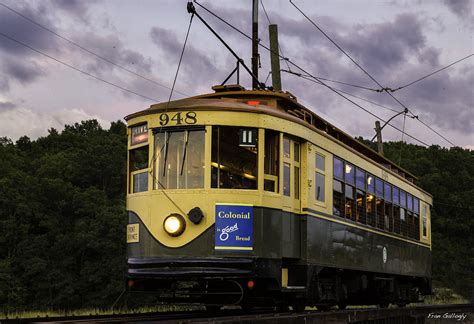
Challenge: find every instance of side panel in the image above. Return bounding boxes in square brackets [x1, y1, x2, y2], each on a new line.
[128, 206, 430, 278]
[305, 214, 432, 277]
[127, 207, 301, 260]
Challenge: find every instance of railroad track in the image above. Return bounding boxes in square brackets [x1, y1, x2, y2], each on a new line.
[2, 304, 472, 323]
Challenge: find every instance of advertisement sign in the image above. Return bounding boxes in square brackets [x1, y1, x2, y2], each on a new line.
[215, 204, 253, 252]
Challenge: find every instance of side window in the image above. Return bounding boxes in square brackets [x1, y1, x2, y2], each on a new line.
[383, 183, 393, 232]
[422, 205, 427, 237]
[400, 190, 407, 237]
[333, 179, 344, 217]
[366, 174, 376, 226]
[392, 187, 401, 234]
[355, 168, 366, 224]
[283, 136, 291, 196]
[375, 178, 384, 230]
[315, 153, 325, 202]
[211, 126, 258, 189]
[264, 130, 280, 192]
[334, 157, 343, 179]
[282, 136, 300, 200]
[130, 145, 149, 193]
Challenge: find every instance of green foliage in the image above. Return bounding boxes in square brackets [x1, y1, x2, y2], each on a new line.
[0, 120, 127, 312]
[0, 123, 472, 312]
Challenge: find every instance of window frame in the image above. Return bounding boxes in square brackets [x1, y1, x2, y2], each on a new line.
[315, 152, 326, 204]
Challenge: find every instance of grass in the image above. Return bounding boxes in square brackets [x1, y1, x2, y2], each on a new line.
[2, 287, 469, 320]
[0, 305, 203, 320]
[416, 287, 468, 305]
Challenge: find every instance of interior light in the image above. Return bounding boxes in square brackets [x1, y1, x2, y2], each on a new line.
[367, 177, 373, 185]
[211, 162, 226, 169]
[163, 214, 186, 237]
[243, 173, 256, 180]
[345, 165, 352, 174]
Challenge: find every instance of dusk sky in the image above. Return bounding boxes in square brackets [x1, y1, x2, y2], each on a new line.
[0, 0, 472, 149]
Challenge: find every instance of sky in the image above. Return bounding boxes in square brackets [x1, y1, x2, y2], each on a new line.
[0, 0, 472, 149]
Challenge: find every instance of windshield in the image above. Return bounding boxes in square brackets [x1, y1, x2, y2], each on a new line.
[154, 128, 205, 189]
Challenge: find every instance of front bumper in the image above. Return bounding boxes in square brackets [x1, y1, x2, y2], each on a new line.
[127, 257, 255, 279]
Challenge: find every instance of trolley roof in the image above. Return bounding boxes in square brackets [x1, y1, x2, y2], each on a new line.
[125, 84, 420, 185]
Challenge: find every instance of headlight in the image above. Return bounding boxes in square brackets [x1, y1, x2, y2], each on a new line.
[163, 214, 186, 237]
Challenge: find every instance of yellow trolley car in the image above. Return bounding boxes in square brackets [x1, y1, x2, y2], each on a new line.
[125, 84, 432, 310]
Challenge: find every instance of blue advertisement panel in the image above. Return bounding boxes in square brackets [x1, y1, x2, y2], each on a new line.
[215, 204, 253, 252]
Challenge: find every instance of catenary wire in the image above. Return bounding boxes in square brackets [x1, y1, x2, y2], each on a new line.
[390, 53, 473, 92]
[0, 28, 190, 214]
[194, 0, 377, 92]
[0, 31, 160, 102]
[193, 2, 432, 147]
[167, 14, 194, 106]
[288, 73, 430, 147]
[289, 0, 457, 147]
[260, 0, 292, 72]
[0, 1, 190, 98]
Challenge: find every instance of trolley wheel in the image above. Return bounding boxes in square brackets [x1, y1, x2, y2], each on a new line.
[338, 302, 347, 310]
[205, 305, 221, 312]
[291, 303, 305, 312]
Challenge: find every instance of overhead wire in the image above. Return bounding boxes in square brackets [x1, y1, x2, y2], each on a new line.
[194, 2, 431, 147]
[193, 0, 376, 93]
[260, 0, 291, 72]
[147, 14, 197, 217]
[0, 1, 190, 97]
[0, 31, 159, 102]
[390, 53, 473, 92]
[281, 69, 400, 113]
[289, 0, 457, 147]
[287, 72, 429, 147]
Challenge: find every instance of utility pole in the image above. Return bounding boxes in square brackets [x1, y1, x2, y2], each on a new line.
[251, 0, 259, 90]
[269, 24, 282, 91]
[375, 120, 384, 156]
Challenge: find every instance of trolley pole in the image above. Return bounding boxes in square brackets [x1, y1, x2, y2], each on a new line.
[375, 120, 384, 156]
[252, 0, 259, 90]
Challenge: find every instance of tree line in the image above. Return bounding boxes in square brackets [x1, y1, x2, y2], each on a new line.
[0, 120, 472, 311]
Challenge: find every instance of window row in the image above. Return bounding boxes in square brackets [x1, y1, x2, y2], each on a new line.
[333, 156, 423, 240]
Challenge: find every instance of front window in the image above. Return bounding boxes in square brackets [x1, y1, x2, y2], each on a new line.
[154, 128, 205, 189]
[212, 126, 258, 189]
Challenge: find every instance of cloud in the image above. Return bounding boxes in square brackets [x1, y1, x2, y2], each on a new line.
[150, 26, 223, 92]
[0, 101, 16, 111]
[0, 2, 58, 56]
[52, 0, 98, 21]
[443, 0, 473, 21]
[0, 107, 108, 141]
[0, 57, 46, 85]
[0, 2, 61, 88]
[71, 33, 153, 76]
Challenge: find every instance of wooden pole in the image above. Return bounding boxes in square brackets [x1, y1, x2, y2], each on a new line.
[269, 24, 282, 91]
